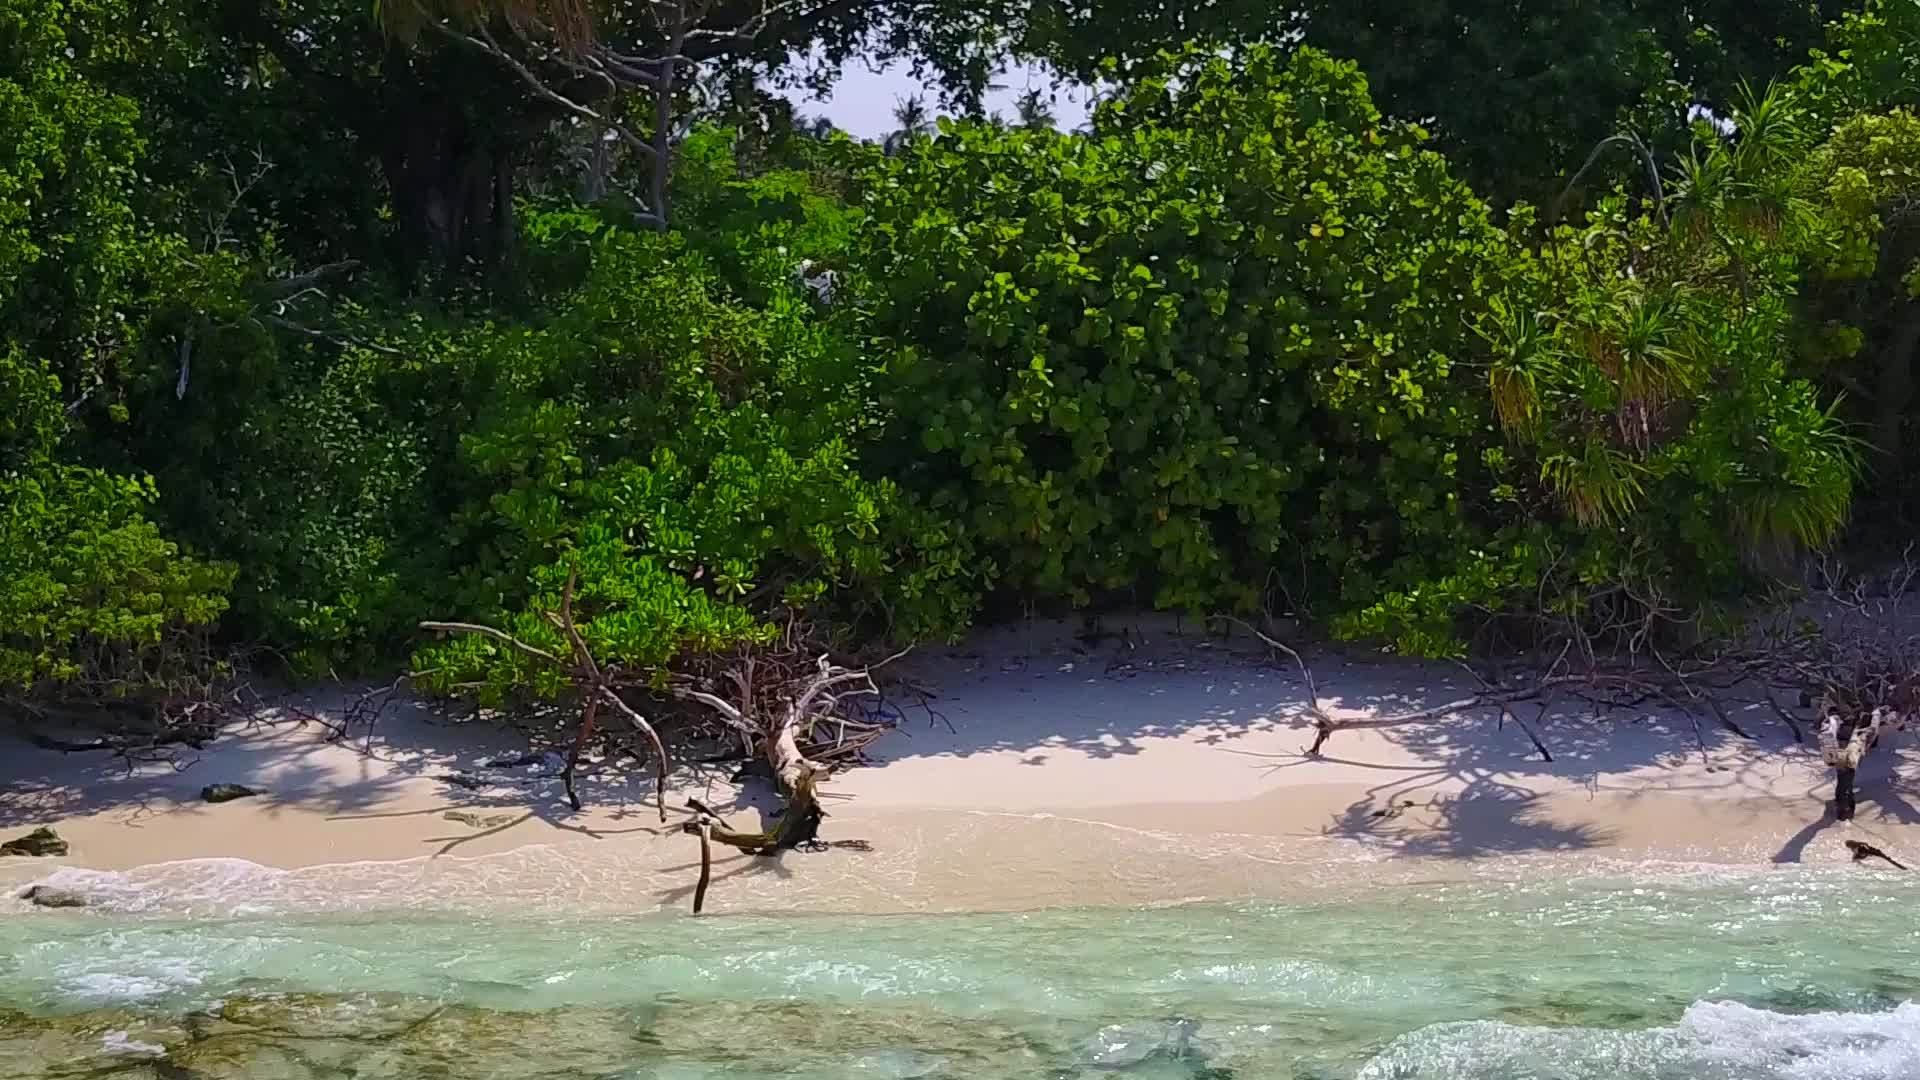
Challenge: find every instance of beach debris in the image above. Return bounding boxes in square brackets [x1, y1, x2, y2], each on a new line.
[200, 783, 260, 804]
[19, 885, 87, 908]
[1819, 704, 1910, 821]
[442, 810, 518, 829]
[1222, 550, 1919, 825]
[1845, 839, 1908, 870]
[1, 827, 68, 857]
[1369, 799, 1417, 820]
[689, 813, 713, 915]
[424, 568, 895, 916]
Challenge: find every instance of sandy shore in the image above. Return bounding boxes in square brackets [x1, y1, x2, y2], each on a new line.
[4, 620, 1917, 915]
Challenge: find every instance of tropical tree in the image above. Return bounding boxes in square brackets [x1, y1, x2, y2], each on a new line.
[884, 94, 936, 153]
[858, 47, 1519, 617]
[1013, 0, 1852, 205]
[1014, 86, 1056, 130]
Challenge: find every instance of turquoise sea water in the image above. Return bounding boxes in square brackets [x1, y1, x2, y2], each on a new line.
[2, 863, 1917, 1078]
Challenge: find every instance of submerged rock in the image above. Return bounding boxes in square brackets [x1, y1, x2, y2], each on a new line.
[0, 827, 68, 857]
[19, 885, 87, 908]
[199, 783, 259, 804]
[845, 1049, 948, 1077]
[1081, 1018, 1227, 1073]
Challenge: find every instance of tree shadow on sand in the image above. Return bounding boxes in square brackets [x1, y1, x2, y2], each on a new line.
[863, 619, 1914, 860]
[0, 689, 712, 851]
[7, 618, 1911, 865]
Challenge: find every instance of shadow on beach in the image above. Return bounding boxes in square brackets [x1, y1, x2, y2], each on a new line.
[3, 615, 1915, 866]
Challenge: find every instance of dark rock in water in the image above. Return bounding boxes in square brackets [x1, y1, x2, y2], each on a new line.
[19, 885, 87, 908]
[1080, 1018, 1228, 1074]
[200, 783, 260, 803]
[1, 827, 68, 857]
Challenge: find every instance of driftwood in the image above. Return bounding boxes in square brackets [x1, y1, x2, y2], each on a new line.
[422, 589, 889, 912]
[669, 641, 895, 857]
[692, 821, 713, 913]
[3, 673, 269, 774]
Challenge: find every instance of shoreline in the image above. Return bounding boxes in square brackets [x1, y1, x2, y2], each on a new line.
[5, 623, 1917, 917]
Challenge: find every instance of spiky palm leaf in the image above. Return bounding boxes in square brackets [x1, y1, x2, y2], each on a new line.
[1539, 440, 1647, 527]
[1014, 86, 1056, 131]
[1477, 296, 1554, 443]
[883, 94, 935, 154]
[1729, 394, 1863, 555]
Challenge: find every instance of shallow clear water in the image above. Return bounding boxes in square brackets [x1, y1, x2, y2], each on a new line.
[3, 863, 1917, 1078]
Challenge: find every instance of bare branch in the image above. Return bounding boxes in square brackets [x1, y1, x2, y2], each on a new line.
[418, 621, 564, 667]
[597, 687, 669, 822]
[669, 686, 752, 732]
[264, 260, 361, 297]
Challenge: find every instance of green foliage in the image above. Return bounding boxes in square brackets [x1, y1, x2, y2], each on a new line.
[413, 218, 975, 698]
[1345, 84, 1868, 655]
[0, 349, 234, 694]
[0, 0, 144, 368]
[1016, 0, 1847, 206]
[1792, 0, 1920, 120]
[4, 0, 1912, 699]
[0, 0, 235, 697]
[858, 47, 1517, 617]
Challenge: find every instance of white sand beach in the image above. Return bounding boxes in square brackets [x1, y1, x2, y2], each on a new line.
[4, 620, 1916, 916]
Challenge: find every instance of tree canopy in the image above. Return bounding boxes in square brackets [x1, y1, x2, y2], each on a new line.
[3, 0, 1919, 716]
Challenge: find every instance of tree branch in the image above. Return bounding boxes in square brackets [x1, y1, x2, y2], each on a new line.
[418, 621, 564, 666]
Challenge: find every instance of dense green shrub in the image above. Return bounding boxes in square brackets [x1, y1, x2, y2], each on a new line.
[6, 0, 1909, 696]
[1341, 89, 1867, 656]
[63, 138, 974, 678]
[0, 0, 235, 698]
[413, 211, 975, 698]
[857, 47, 1522, 616]
[0, 349, 234, 695]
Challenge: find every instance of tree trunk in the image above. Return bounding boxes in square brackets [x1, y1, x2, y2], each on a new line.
[1871, 303, 1920, 467]
[373, 49, 532, 281]
[1836, 767, 1858, 822]
[704, 702, 828, 854]
[762, 702, 826, 849]
[1819, 706, 1907, 822]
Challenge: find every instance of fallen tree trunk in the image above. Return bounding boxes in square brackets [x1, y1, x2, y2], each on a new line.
[1819, 704, 1908, 821]
[681, 656, 879, 855]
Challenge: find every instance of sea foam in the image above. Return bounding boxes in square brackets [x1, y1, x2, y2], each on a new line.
[1361, 999, 1920, 1080]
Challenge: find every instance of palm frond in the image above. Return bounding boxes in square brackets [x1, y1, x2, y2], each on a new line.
[1539, 440, 1647, 527]
[1476, 297, 1554, 442]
